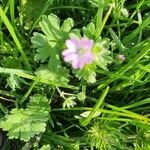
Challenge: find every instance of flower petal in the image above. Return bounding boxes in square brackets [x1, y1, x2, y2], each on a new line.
[84, 52, 94, 64]
[64, 53, 77, 62]
[77, 57, 85, 69]
[62, 49, 74, 56]
[66, 38, 79, 51]
[80, 37, 94, 51]
[63, 37, 94, 69]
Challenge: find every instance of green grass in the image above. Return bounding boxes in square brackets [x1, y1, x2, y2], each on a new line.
[0, 0, 150, 149]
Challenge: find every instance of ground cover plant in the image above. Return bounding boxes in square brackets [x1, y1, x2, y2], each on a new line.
[0, 0, 150, 149]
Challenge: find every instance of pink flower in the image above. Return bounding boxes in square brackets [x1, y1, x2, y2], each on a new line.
[62, 37, 94, 69]
[118, 54, 125, 61]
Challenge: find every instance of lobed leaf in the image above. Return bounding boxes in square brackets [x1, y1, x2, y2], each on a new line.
[35, 66, 69, 85]
[32, 33, 51, 62]
[31, 13, 74, 63]
[0, 94, 50, 141]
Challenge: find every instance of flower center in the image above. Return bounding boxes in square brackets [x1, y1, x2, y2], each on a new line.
[78, 48, 85, 55]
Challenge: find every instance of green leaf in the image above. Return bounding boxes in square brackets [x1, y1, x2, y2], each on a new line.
[69, 29, 81, 39]
[88, 0, 99, 7]
[39, 14, 61, 40]
[48, 47, 61, 72]
[61, 18, 74, 33]
[38, 145, 51, 150]
[109, 28, 126, 52]
[31, 13, 74, 75]
[7, 74, 21, 90]
[83, 22, 96, 38]
[73, 64, 96, 83]
[39, 14, 73, 43]
[0, 94, 50, 141]
[27, 94, 50, 113]
[93, 39, 112, 70]
[32, 33, 51, 62]
[35, 66, 69, 85]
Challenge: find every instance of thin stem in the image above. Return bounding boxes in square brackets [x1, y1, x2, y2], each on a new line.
[20, 80, 37, 104]
[81, 86, 109, 126]
[52, 107, 150, 122]
[0, 96, 15, 102]
[0, 67, 78, 89]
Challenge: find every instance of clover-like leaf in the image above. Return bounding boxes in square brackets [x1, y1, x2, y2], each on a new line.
[0, 94, 50, 141]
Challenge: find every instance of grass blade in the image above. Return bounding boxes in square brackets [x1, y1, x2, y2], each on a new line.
[96, 42, 150, 90]
[81, 86, 109, 126]
[122, 16, 150, 45]
[0, 5, 32, 70]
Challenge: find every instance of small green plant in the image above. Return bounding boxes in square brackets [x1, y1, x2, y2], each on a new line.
[0, 0, 150, 149]
[0, 94, 50, 141]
